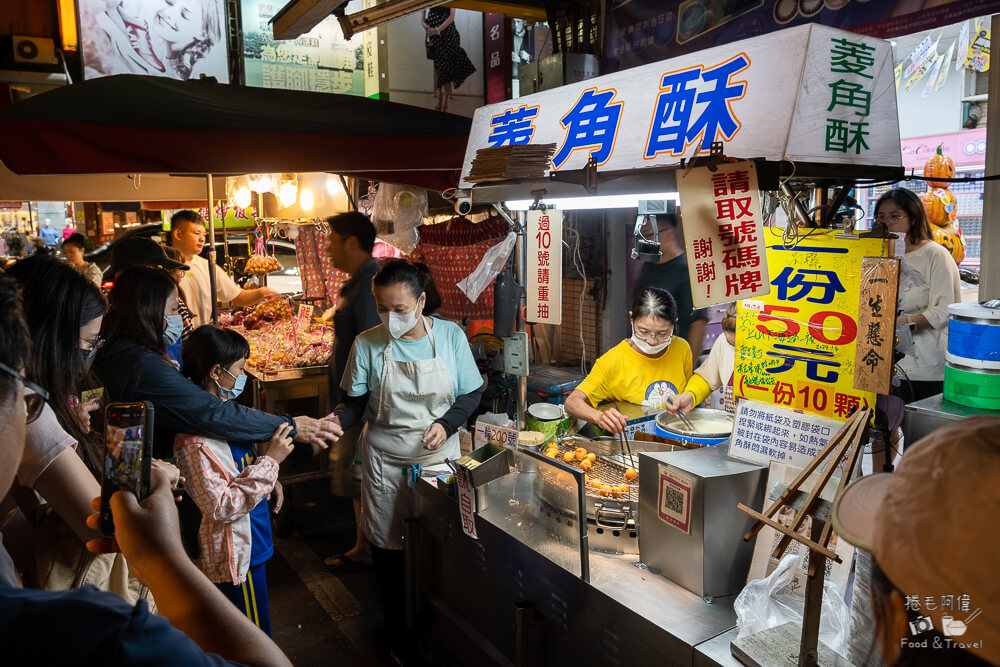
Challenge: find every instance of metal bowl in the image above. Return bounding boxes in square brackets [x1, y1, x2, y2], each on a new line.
[654, 407, 734, 445]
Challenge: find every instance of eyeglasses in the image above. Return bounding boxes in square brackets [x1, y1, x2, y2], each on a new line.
[81, 336, 104, 358]
[633, 327, 673, 343]
[0, 360, 50, 423]
[875, 212, 909, 223]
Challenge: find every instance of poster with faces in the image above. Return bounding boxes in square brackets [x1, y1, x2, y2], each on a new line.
[80, 0, 231, 82]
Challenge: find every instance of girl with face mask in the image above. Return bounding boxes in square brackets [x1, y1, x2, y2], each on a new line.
[175, 325, 293, 636]
[566, 287, 693, 434]
[330, 259, 484, 660]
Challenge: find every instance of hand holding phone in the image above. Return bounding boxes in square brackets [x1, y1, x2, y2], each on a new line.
[100, 402, 153, 537]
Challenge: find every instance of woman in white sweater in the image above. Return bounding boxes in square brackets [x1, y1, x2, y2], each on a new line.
[874, 188, 961, 402]
[665, 303, 737, 416]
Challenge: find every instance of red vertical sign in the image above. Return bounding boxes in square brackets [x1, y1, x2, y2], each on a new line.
[483, 14, 511, 104]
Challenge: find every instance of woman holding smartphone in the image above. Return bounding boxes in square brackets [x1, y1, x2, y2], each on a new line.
[175, 325, 293, 635]
[2, 256, 109, 589]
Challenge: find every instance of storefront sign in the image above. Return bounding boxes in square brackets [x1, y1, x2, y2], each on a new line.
[0, 201, 22, 210]
[657, 464, 692, 534]
[483, 14, 510, 104]
[242, 0, 364, 95]
[853, 257, 900, 395]
[362, 0, 386, 99]
[729, 399, 843, 472]
[474, 420, 519, 450]
[901, 129, 986, 169]
[461, 24, 900, 186]
[526, 209, 562, 325]
[734, 231, 881, 421]
[454, 466, 479, 539]
[678, 161, 768, 308]
[602, 0, 1000, 73]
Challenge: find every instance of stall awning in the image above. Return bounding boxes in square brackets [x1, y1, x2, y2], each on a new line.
[0, 75, 472, 192]
[460, 23, 902, 188]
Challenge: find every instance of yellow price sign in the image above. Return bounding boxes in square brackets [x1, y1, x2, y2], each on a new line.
[735, 231, 883, 421]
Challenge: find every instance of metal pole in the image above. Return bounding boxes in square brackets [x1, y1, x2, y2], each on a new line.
[207, 174, 219, 325]
[979, 14, 1000, 301]
[515, 211, 527, 430]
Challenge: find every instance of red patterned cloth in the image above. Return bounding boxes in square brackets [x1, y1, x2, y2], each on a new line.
[294, 224, 348, 307]
[412, 239, 502, 320]
[418, 215, 508, 246]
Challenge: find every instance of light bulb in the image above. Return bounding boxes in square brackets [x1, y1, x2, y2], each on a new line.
[235, 186, 252, 209]
[279, 181, 298, 208]
[300, 187, 314, 211]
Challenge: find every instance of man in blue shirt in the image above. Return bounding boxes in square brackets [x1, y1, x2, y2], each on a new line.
[0, 273, 291, 667]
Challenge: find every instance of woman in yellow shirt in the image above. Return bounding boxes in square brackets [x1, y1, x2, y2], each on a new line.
[565, 287, 692, 434]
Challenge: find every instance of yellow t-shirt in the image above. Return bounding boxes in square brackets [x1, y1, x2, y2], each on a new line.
[577, 338, 692, 412]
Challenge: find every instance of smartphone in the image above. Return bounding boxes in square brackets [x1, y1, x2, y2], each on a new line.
[100, 402, 154, 537]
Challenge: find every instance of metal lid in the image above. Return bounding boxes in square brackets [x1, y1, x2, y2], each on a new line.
[946, 352, 1000, 370]
[948, 303, 1000, 322]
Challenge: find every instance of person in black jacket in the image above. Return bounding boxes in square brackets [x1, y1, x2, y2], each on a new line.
[95, 266, 341, 460]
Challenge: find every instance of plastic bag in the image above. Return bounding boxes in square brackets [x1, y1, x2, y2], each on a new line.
[457, 232, 517, 303]
[734, 553, 851, 657]
[370, 183, 428, 254]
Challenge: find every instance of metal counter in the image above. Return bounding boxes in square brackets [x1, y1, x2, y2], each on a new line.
[411, 471, 739, 666]
[903, 393, 1000, 445]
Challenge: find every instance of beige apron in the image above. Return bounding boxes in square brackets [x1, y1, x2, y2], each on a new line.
[361, 318, 460, 549]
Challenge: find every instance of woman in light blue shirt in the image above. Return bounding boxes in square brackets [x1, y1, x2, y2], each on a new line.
[332, 259, 483, 659]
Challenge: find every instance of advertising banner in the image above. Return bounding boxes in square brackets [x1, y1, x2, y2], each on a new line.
[603, 0, 1000, 73]
[80, 0, 230, 82]
[461, 24, 900, 186]
[734, 231, 882, 422]
[241, 0, 364, 95]
[526, 209, 562, 325]
[678, 161, 769, 308]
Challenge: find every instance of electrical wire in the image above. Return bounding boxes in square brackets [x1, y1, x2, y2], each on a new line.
[566, 218, 588, 376]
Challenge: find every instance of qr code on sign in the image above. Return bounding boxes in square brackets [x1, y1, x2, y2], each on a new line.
[663, 486, 684, 514]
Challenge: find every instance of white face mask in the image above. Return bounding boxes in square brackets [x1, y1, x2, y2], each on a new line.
[381, 304, 422, 339]
[631, 326, 671, 355]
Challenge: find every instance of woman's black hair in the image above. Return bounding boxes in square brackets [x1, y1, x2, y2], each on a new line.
[0, 273, 30, 417]
[98, 265, 177, 355]
[869, 561, 991, 666]
[373, 259, 425, 299]
[412, 262, 441, 316]
[874, 188, 934, 246]
[7, 256, 107, 469]
[182, 325, 250, 390]
[631, 287, 677, 324]
[62, 233, 88, 251]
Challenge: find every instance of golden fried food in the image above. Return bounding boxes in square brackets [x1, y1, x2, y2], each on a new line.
[580, 459, 593, 472]
[585, 453, 597, 462]
[574, 447, 588, 461]
[563, 451, 576, 463]
[624, 467, 638, 482]
[545, 450, 557, 458]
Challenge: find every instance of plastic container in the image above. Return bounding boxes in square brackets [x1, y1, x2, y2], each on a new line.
[526, 364, 584, 405]
[943, 361, 1000, 411]
[947, 303, 1000, 363]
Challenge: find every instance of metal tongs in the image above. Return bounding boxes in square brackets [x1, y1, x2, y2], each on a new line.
[676, 408, 696, 433]
[614, 401, 637, 472]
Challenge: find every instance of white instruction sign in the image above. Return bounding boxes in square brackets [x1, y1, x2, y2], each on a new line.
[526, 209, 562, 325]
[474, 420, 519, 450]
[729, 399, 841, 471]
[454, 465, 479, 540]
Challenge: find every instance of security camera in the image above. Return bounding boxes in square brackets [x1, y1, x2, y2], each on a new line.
[454, 197, 472, 215]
